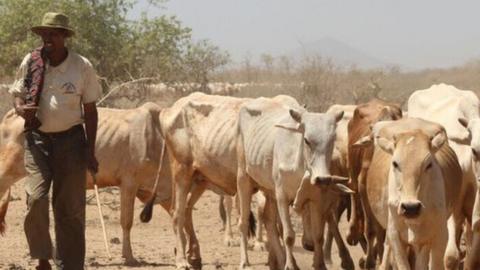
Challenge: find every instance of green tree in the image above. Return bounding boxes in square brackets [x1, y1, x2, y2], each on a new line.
[0, 0, 229, 85]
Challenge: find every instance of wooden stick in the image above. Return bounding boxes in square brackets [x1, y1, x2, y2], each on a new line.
[91, 172, 112, 259]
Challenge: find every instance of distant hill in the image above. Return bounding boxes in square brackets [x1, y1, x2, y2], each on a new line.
[291, 37, 390, 70]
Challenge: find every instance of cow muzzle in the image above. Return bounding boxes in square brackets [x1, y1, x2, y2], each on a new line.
[399, 201, 423, 219]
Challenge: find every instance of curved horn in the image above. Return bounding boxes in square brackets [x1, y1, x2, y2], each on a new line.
[330, 175, 350, 184]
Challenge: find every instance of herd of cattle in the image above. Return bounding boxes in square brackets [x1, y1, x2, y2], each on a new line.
[0, 83, 480, 269]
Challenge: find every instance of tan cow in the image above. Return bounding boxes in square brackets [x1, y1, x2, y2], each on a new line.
[408, 83, 479, 268]
[0, 103, 172, 265]
[355, 118, 463, 269]
[158, 92, 251, 269]
[346, 99, 402, 268]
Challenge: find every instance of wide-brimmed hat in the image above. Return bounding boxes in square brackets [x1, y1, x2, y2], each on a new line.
[31, 12, 75, 37]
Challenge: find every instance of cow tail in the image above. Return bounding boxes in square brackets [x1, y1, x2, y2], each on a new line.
[248, 210, 256, 238]
[140, 140, 166, 223]
[219, 195, 227, 227]
[0, 189, 11, 235]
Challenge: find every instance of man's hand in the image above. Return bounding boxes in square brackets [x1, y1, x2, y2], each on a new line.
[86, 149, 99, 174]
[14, 97, 37, 120]
[83, 102, 98, 174]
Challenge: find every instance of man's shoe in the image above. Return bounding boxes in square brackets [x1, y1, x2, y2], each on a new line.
[35, 259, 51, 270]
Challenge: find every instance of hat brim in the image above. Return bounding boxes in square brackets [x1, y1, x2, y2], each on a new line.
[31, 25, 75, 37]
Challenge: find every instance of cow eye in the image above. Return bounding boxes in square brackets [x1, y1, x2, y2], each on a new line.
[304, 138, 311, 147]
[425, 162, 432, 170]
[472, 148, 478, 159]
[392, 161, 400, 170]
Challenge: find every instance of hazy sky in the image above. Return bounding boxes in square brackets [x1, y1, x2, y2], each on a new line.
[133, 0, 480, 70]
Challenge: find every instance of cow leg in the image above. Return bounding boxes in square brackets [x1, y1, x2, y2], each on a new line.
[223, 195, 238, 247]
[432, 222, 449, 270]
[328, 212, 354, 270]
[301, 204, 314, 252]
[323, 199, 343, 264]
[253, 192, 266, 251]
[387, 212, 410, 270]
[323, 221, 334, 264]
[374, 227, 386, 266]
[120, 179, 140, 265]
[276, 187, 299, 270]
[378, 241, 392, 270]
[263, 196, 285, 270]
[465, 229, 480, 270]
[309, 201, 327, 270]
[184, 182, 206, 270]
[172, 163, 194, 270]
[237, 172, 254, 269]
[412, 245, 428, 270]
[444, 214, 462, 270]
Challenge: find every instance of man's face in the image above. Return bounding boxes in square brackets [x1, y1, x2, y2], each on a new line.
[38, 28, 66, 53]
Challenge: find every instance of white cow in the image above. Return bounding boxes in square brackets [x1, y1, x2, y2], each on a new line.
[0, 103, 172, 265]
[408, 83, 479, 268]
[236, 96, 353, 269]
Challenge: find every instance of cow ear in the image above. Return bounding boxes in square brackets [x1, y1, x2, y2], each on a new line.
[352, 135, 373, 148]
[275, 109, 304, 132]
[458, 118, 469, 129]
[245, 107, 262, 117]
[290, 109, 302, 123]
[332, 110, 344, 123]
[431, 131, 446, 153]
[187, 101, 214, 117]
[377, 136, 395, 154]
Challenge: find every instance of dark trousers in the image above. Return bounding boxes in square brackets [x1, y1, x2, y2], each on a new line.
[24, 125, 87, 270]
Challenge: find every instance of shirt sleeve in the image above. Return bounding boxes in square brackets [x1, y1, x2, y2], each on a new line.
[8, 54, 31, 99]
[81, 60, 102, 104]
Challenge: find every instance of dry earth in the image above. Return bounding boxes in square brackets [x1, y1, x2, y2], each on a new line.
[0, 182, 364, 269]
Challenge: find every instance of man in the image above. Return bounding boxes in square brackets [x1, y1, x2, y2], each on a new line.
[9, 12, 101, 270]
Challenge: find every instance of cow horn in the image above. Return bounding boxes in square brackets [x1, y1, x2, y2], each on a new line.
[314, 175, 349, 185]
[330, 175, 349, 184]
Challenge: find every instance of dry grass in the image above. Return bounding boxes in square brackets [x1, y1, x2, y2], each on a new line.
[1, 56, 480, 117]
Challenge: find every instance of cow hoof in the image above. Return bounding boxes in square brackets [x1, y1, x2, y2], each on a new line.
[124, 258, 140, 266]
[224, 238, 239, 247]
[239, 263, 252, 270]
[176, 262, 192, 270]
[302, 240, 314, 251]
[346, 234, 358, 246]
[188, 258, 202, 270]
[341, 257, 355, 270]
[253, 241, 266, 251]
[359, 257, 375, 269]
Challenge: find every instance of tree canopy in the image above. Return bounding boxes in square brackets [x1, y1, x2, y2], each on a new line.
[0, 0, 229, 84]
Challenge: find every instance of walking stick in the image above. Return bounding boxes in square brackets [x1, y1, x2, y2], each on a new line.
[90, 170, 112, 259]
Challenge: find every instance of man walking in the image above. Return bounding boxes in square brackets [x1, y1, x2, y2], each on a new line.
[9, 12, 101, 270]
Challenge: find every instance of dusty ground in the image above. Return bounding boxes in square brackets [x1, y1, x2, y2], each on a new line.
[0, 183, 363, 269]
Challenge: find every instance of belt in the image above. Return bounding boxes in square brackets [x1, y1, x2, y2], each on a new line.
[37, 124, 84, 139]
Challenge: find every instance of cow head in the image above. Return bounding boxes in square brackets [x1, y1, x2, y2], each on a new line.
[377, 129, 446, 219]
[281, 109, 353, 212]
[459, 117, 480, 186]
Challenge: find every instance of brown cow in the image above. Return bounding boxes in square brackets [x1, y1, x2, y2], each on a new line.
[346, 99, 402, 268]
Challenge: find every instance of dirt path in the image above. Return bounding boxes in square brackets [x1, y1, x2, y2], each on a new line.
[0, 184, 364, 269]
